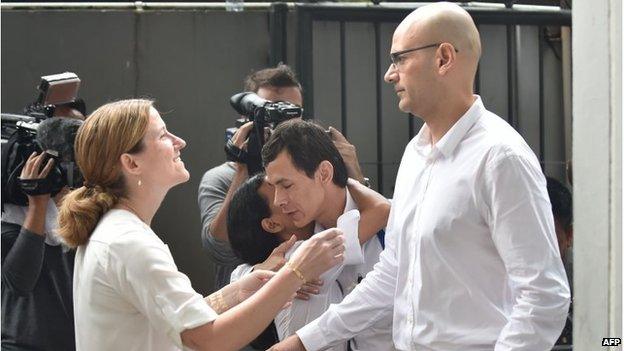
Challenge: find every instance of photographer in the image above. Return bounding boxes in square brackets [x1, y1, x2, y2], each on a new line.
[1, 95, 85, 350]
[198, 64, 366, 291]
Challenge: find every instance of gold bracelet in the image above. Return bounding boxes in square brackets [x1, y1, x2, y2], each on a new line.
[285, 261, 307, 284]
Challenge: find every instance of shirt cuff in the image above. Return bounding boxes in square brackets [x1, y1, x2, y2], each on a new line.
[159, 293, 219, 349]
[297, 320, 329, 351]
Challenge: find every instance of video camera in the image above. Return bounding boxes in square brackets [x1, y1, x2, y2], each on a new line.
[1, 72, 85, 207]
[225, 92, 303, 175]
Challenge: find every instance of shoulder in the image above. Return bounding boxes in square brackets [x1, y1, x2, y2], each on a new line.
[200, 162, 236, 185]
[471, 111, 539, 168]
[91, 210, 165, 253]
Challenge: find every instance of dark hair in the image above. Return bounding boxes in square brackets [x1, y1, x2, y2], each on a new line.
[546, 176, 572, 231]
[227, 174, 281, 265]
[262, 119, 348, 187]
[244, 63, 302, 93]
[63, 98, 87, 116]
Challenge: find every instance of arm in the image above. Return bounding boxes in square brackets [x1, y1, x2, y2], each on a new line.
[2, 152, 54, 294]
[181, 228, 345, 351]
[346, 178, 390, 244]
[482, 153, 570, 351]
[198, 122, 253, 243]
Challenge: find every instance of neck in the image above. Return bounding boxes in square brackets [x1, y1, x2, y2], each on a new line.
[116, 185, 168, 226]
[316, 186, 346, 229]
[281, 222, 315, 242]
[421, 93, 475, 145]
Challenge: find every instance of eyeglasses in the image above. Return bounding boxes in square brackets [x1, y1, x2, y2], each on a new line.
[389, 43, 459, 66]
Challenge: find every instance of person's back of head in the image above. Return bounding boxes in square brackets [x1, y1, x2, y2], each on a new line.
[227, 174, 281, 264]
[244, 63, 302, 93]
[58, 99, 152, 248]
[546, 176, 573, 231]
[261, 119, 348, 187]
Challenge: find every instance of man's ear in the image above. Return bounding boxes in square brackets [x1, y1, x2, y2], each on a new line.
[437, 43, 457, 75]
[261, 218, 284, 234]
[119, 153, 141, 176]
[316, 160, 334, 185]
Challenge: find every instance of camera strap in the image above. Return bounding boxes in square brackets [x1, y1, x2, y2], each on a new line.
[224, 139, 248, 164]
[18, 177, 55, 196]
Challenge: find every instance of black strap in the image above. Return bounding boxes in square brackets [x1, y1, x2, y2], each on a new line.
[224, 139, 247, 163]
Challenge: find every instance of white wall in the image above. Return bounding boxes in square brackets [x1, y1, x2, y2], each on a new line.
[572, 0, 622, 347]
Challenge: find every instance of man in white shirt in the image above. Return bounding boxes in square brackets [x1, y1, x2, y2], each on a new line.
[271, 3, 570, 351]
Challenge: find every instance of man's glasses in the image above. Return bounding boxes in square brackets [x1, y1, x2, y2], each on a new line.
[389, 43, 459, 66]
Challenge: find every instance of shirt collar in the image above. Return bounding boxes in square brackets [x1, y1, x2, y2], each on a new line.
[413, 95, 484, 160]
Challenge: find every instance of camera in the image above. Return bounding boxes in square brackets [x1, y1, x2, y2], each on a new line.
[225, 92, 303, 175]
[1, 72, 84, 207]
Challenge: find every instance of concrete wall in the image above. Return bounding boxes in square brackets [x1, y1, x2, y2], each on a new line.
[2, 6, 569, 295]
[572, 0, 622, 346]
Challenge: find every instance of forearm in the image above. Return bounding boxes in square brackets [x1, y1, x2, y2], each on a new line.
[184, 268, 302, 351]
[207, 166, 248, 242]
[347, 179, 390, 244]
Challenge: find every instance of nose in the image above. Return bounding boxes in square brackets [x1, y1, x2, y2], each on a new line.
[384, 64, 398, 84]
[273, 187, 288, 208]
[172, 133, 187, 150]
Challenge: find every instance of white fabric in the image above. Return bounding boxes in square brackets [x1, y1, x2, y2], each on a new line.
[73, 209, 218, 351]
[297, 96, 570, 351]
[2, 199, 64, 246]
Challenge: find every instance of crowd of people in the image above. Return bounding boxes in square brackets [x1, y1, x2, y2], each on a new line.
[2, 3, 573, 351]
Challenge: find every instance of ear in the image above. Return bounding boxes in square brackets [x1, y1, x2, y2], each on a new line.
[119, 153, 141, 176]
[437, 43, 457, 75]
[261, 217, 284, 234]
[316, 160, 334, 185]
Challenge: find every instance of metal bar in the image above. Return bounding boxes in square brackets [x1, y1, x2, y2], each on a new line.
[340, 21, 347, 135]
[374, 21, 384, 194]
[506, 24, 519, 129]
[295, 5, 314, 118]
[538, 26, 545, 164]
[1, 2, 278, 10]
[269, 2, 288, 65]
[294, 4, 571, 26]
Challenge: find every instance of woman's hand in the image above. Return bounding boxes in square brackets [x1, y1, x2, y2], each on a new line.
[287, 228, 345, 282]
[236, 270, 276, 304]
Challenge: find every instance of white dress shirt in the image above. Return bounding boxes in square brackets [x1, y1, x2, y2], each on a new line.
[297, 96, 570, 351]
[73, 209, 218, 351]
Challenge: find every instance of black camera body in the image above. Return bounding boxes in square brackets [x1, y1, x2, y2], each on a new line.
[226, 92, 303, 175]
[1, 72, 84, 207]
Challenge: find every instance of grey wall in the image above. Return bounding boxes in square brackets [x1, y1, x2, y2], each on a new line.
[2, 7, 568, 294]
[2, 8, 273, 294]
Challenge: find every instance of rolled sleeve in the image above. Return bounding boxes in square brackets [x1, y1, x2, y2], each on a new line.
[483, 153, 570, 350]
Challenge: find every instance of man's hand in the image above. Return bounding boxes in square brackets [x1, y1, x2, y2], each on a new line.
[328, 126, 365, 183]
[269, 335, 307, 351]
[20, 151, 54, 207]
[230, 121, 254, 152]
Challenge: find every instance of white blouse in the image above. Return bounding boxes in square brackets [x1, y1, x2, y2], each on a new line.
[73, 209, 218, 351]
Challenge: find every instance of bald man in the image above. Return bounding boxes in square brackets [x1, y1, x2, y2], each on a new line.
[271, 3, 570, 351]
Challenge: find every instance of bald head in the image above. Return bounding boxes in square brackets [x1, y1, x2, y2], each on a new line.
[397, 2, 481, 65]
